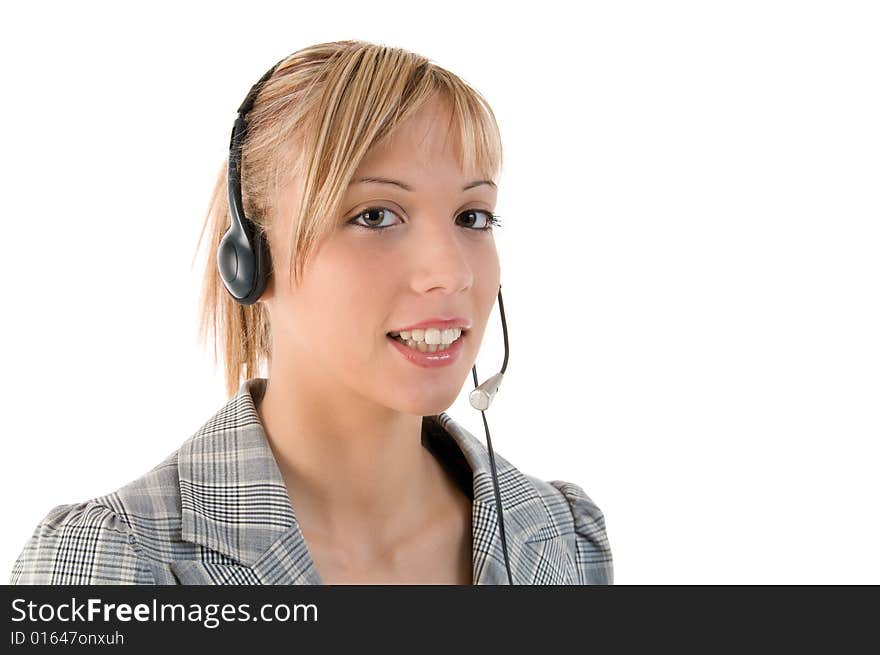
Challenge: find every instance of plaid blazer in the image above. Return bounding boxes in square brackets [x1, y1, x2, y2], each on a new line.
[10, 378, 613, 585]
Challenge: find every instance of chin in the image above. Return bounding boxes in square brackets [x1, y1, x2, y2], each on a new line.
[389, 388, 461, 417]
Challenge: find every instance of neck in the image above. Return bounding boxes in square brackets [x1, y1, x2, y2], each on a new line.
[254, 366, 439, 548]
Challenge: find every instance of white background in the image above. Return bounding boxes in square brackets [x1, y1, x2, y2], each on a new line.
[2, 0, 878, 584]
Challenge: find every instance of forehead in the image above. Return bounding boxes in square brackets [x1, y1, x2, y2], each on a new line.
[357, 98, 475, 178]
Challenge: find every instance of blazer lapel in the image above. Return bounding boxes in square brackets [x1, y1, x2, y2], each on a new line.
[169, 560, 264, 585]
[435, 413, 576, 585]
[176, 377, 322, 584]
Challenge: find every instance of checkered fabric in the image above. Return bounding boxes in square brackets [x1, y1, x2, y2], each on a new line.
[10, 378, 612, 585]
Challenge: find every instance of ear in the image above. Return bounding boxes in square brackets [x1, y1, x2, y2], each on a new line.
[258, 270, 275, 304]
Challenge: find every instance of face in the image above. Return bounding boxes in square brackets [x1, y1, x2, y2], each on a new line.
[261, 96, 501, 417]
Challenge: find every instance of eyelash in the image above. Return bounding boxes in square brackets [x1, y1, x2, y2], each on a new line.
[346, 206, 502, 233]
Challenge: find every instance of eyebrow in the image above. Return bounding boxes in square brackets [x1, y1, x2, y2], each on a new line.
[351, 176, 496, 192]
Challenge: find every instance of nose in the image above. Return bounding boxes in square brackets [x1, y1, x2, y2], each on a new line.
[409, 218, 474, 295]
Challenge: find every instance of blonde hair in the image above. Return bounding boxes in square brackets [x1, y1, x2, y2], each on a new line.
[193, 40, 504, 399]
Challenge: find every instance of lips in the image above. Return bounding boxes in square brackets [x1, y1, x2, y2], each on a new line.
[386, 329, 465, 368]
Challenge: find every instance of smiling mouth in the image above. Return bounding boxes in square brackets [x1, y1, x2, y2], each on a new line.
[386, 328, 467, 353]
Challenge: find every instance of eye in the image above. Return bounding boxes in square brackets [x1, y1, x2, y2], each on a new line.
[346, 206, 501, 232]
[348, 207, 403, 229]
[457, 209, 501, 231]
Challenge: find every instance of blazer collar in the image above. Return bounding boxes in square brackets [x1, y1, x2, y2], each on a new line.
[177, 377, 571, 584]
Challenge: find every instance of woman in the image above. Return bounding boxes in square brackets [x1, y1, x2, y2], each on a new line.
[10, 40, 612, 585]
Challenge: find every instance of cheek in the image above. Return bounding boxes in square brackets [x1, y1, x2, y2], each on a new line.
[305, 269, 392, 358]
[477, 253, 501, 300]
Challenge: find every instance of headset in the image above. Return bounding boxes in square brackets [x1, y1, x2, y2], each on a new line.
[218, 55, 514, 585]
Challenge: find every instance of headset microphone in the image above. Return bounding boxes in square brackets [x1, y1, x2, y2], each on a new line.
[470, 286, 514, 585]
[221, 56, 515, 585]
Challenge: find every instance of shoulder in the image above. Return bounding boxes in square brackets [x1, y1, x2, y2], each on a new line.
[10, 450, 182, 585]
[10, 499, 155, 584]
[525, 475, 614, 585]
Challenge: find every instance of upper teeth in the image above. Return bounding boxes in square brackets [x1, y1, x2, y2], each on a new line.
[390, 327, 463, 345]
